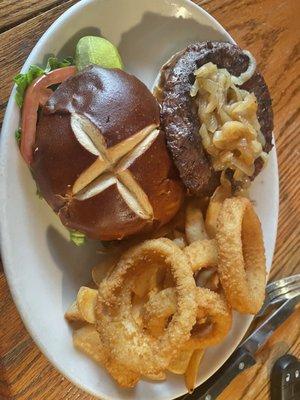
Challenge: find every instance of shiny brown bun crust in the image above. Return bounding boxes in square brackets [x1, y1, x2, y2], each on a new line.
[58, 130, 183, 240]
[31, 66, 183, 240]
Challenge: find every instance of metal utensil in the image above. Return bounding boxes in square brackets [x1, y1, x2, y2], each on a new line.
[257, 274, 300, 317]
[177, 274, 300, 400]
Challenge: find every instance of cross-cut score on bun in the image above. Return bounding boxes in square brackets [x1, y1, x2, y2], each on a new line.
[31, 66, 183, 240]
[71, 114, 157, 219]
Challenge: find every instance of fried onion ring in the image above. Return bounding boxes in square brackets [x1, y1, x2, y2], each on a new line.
[216, 197, 266, 314]
[73, 325, 140, 388]
[205, 185, 231, 238]
[184, 239, 218, 272]
[143, 287, 232, 350]
[96, 238, 197, 376]
[143, 371, 166, 381]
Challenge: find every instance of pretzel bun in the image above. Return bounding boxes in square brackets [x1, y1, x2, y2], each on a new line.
[31, 66, 183, 240]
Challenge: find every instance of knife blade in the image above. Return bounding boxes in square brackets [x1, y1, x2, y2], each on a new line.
[240, 294, 300, 354]
[177, 294, 300, 400]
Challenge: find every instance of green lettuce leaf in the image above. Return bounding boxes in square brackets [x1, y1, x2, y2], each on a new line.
[36, 187, 43, 199]
[69, 230, 86, 246]
[15, 128, 21, 143]
[45, 56, 74, 73]
[13, 56, 74, 108]
[14, 65, 44, 107]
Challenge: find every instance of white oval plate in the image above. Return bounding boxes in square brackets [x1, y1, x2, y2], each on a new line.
[0, 0, 278, 399]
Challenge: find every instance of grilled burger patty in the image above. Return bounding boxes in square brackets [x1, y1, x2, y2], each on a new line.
[157, 41, 273, 196]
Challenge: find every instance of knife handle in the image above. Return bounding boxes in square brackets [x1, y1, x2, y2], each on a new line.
[270, 354, 300, 400]
[180, 347, 256, 400]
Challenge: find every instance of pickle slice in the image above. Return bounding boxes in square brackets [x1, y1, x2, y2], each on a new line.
[75, 36, 123, 71]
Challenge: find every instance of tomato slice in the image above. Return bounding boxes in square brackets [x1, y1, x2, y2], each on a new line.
[20, 66, 77, 164]
[39, 87, 54, 106]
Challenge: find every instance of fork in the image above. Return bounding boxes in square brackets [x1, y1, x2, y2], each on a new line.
[178, 275, 300, 400]
[256, 273, 300, 318]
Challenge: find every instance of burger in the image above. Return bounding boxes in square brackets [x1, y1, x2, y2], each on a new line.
[155, 41, 274, 196]
[16, 39, 273, 243]
[29, 66, 183, 240]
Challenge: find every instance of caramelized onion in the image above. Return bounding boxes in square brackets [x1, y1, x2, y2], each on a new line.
[231, 50, 256, 86]
[191, 59, 268, 187]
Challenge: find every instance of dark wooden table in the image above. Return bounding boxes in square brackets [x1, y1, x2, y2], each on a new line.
[0, 0, 299, 399]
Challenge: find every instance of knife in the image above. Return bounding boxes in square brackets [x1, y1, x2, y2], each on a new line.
[177, 294, 300, 400]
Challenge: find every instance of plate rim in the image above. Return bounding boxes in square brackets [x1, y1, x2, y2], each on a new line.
[0, 0, 279, 399]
